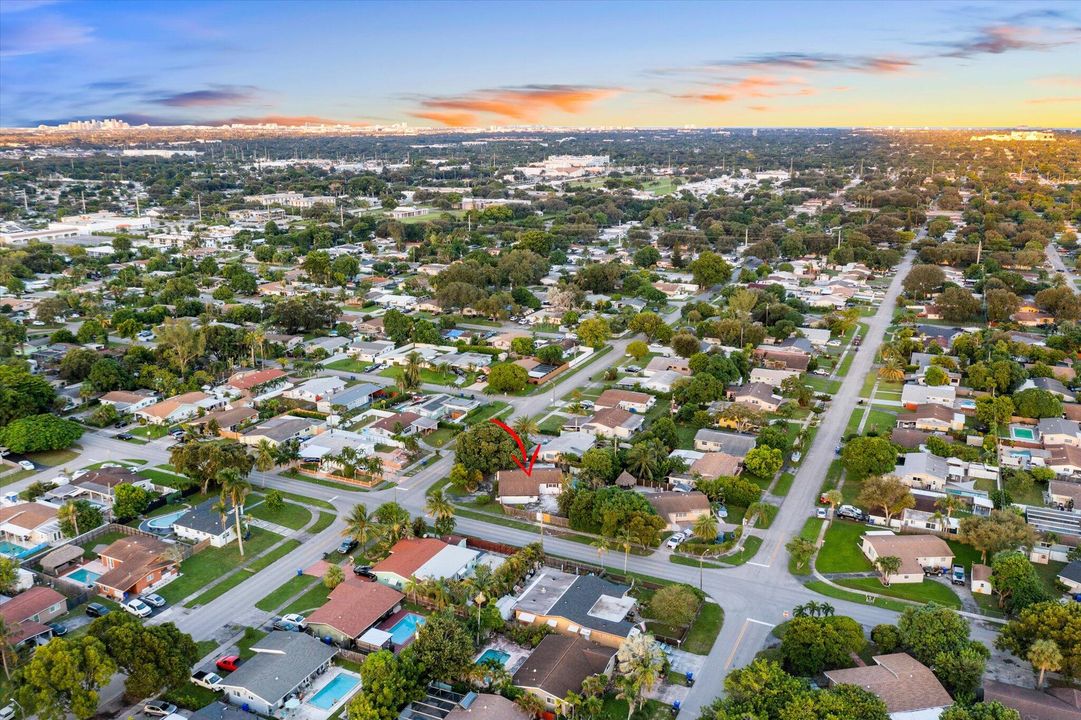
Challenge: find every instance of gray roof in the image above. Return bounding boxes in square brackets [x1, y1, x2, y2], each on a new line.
[1059, 560, 1081, 585]
[897, 452, 949, 479]
[546, 575, 635, 637]
[174, 499, 232, 536]
[189, 702, 254, 720]
[328, 383, 381, 406]
[220, 632, 337, 705]
[1039, 418, 1080, 437]
[693, 429, 757, 457]
[243, 416, 314, 443]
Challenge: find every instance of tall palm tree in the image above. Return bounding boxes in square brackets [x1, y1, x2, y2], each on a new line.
[692, 513, 719, 544]
[1028, 639, 1063, 689]
[0, 616, 14, 679]
[935, 495, 963, 519]
[244, 329, 266, 368]
[274, 439, 301, 468]
[344, 504, 374, 546]
[616, 529, 633, 574]
[218, 469, 252, 556]
[425, 489, 454, 523]
[625, 444, 659, 485]
[877, 357, 905, 382]
[212, 499, 229, 534]
[254, 439, 276, 473]
[512, 414, 540, 447]
[875, 555, 902, 586]
[591, 538, 610, 568]
[403, 576, 422, 604]
[399, 352, 423, 392]
[58, 500, 80, 537]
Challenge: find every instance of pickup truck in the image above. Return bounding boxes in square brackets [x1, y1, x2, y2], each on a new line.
[951, 565, 966, 586]
[191, 670, 223, 690]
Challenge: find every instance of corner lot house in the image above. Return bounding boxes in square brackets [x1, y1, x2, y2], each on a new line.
[646, 491, 711, 531]
[372, 537, 480, 590]
[136, 391, 222, 425]
[0, 586, 67, 647]
[595, 389, 655, 414]
[824, 653, 953, 719]
[512, 634, 615, 714]
[859, 532, 954, 584]
[218, 632, 337, 715]
[306, 579, 404, 647]
[497, 467, 564, 505]
[513, 571, 638, 648]
[172, 499, 237, 547]
[94, 534, 179, 601]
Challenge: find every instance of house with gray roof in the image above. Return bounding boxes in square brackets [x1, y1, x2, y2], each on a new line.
[693, 429, 757, 458]
[218, 631, 337, 716]
[317, 382, 382, 413]
[172, 499, 236, 547]
[894, 452, 950, 491]
[1020, 376, 1075, 402]
[513, 571, 639, 648]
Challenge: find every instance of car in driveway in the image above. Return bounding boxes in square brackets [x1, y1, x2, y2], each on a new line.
[215, 655, 241, 673]
[140, 593, 166, 608]
[17, 460, 34, 471]
[85, 602, 111, 618]
[280, 613, 307, 628]
[951, 565, 966, 586]
[816, 507, 828, 519]
[143, 701, 178, 717]
[191, 670, 223, 690]
[353, 565, 376, 580]
[272, 618, 302, 632]
[0, 704, 15, 720]
[123, 598, 153, 618]
[48, 622, 68, 636]
[665, 531, 687, 550]
[337, 538, 358, 554]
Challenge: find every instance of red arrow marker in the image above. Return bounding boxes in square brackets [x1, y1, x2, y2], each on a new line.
[490, 418, 541, 476]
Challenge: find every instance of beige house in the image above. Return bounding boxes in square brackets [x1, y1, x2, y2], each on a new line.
[824, 653, 953, 718]
[595, 389, 655, 414]
[646, 492, 712, 531]
[583, 407, 644, 439]
[859, 532, 954, 584]
[971, 564, 992, 595]
[496, 467, 564, 505]
[0, 503, 62, 549]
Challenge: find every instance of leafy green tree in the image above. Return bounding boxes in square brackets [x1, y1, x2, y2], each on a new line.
[627, 340, 649, 360]
[841, 436, 897, 480]
[689, 251, 732, 287]
[997, 601, 1081, 678]
[87, 613, 198, 702]
[0, 414, 83, 453]
[671, 332, 701, 358]
[408, 613, 474, 683]
[16, 636, 117, 720]
[382, 309, 414, 346]
[486, 362, 528, 393]
[324, 564, 344, 589]
[960, 511, 1037, 563]
[743, 446, 783, 479]
[88, 402, 120, 428]
[58, 500, 103, 538]
[939, 702, 1021, 720]
[169, 440, 254, 494]
[112, 483, 153, 520]
[934, 643, 989, 701]
[0, 556, 18, 595]
[990, 551, 1050, 614]
[580, 448, 614, 486]
[59, 348, 98, 382]
[896, 603, 970, 666]
[780, 616, 865, 675]
[349, 651, 421, 720]
[1028, 638, 1063, 688]
[1012, 388, 1063, 419]
[648, 584, 699, 628]
[577, 317, 611, 348]
[902, 264, 946, 298]
[786, 536, 816, 571]
[856, 474, 914, 526]
[628, 312, 670, 341]
[455, 421, 520, 475]
[0, 364, 56, 425]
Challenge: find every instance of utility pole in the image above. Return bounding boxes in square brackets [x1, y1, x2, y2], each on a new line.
[135, 195, 140, 216]
[80, 191, 86, 213]
[197, 194, 202, 223]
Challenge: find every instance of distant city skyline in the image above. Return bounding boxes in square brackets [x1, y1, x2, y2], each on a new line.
[2, 0, 1079, 128]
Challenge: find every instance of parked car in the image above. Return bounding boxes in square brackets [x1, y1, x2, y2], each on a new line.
[816, 507, 828, 519]
[280, 613, 307, 628]
[123, 598, 153, 618]
[190, 670, 223, 690]
[951, 565, 966, 586]
[48, 622, 68, 636]
[116, 432, 134, 440]
[215, 655, 241, 673]
[791, 451, 802, 463]
[143, 701, 178, 717]
[0, 705, 15, 720]
[85, 602, 110, 618]
[272, 618, 302, 632]
[140, 593, 166, 608]
[337, 539, 358, 554]
[353, 565, 376, 580]
[17, 460, 34, 471]
[836, 505, 868, 522]
[665, 532, 687, 550]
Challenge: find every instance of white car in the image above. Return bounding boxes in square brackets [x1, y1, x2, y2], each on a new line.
[123, 598, 153, 618]
[665, 532, 687, 550]
[140, 593, 167, 608]
[17, 460, 34, 471]
[0, 704, 15, 720]
[280, 613, 306, 628]
[191, 671, 222, 690]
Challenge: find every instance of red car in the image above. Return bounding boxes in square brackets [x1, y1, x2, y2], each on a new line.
[215, 655, 240, 673]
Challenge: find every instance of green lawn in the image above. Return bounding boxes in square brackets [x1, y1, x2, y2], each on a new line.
[682, 601, 724, 655]
[599, 698, 672, 720]
[237, 627, 268, 660]
[325, 358, 370, 373]
[380, 365, 473, 387]
[28, 447, 81, 467]
[131, 425, 169, 439]
[816, 520, 873, 573]
[790, 518, 825, 575]
[139, 468, 191, 489]
[774, 472, 795, 497]
[538, 414, 566, 435]
[310, 511, 336, 534]
[187, 538, 302, 607]
[804, 375, 842, 394]
[463, 401, 510, 426]
[255, 574, 319, 612]
[157, 528, 283, 604]
[804, 580, 910, 612]
[281, 581, 332, 614]
[836, 577, 961, 609]
[247, 501, 312, 530]
[426, 426, 458, 447]
[720, 536, 764, 566]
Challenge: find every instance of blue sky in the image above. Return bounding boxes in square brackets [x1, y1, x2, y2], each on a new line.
[1, 0, 1079, 127]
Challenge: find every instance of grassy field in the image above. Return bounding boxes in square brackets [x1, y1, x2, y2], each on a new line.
[804, 580, 910, 612]
[325, 358, 369, 373]
[139, 468, 190, 489]
[683, 601, 724, 655]
[187, 538, 303, 607]
[790, 518, 825, 575]
[255, 574, 319, 612]
[836, 577, 961, 609]
[310, 511, 336, 534]
[281, 581, 332, 614]
[463, 401, 510, 425]
[719, 536, 764, 566]
[774, 472, 796, 496]
[816, 520, 873, 573]
[380, 365, 474, 387]
[247, 501, 312, 530]
[158, 528, 283, 604]
[237, 627, 269, 660]
[27, 447, 81, 467]
[599, 698, 672, 720]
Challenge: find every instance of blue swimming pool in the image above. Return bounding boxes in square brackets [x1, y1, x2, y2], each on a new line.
[388, 613, 426, 645]
[476, 648, 510, 666]
[308, 673, 359, 710]
[146, 508, 188, 530]
[65, 568, 101, 585]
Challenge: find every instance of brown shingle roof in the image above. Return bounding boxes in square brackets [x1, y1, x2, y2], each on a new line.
[371, 411, 421, 434]
[825, 653, 953, 714]
[595, 389, 652, 409]
[646, 491, 711, 517]
[0, 503, 57, 530]
[96, 535, 175, 593]
[228, 368, 286, 390]
[690, 452, 741, 479]
[587, 407, 637, 429]
[0, 586, 65, 624]
[497, 468, 563, 498]
[305, 580, 403, 638]
[512, 634, 615, 699]
[862, 534, 953, 576]
[972, 563, 991, 583]
[983, 679, 1081, 720]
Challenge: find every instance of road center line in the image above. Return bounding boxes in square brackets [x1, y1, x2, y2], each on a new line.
[746, 561, 771, 568]
[747, 618, 776, 627]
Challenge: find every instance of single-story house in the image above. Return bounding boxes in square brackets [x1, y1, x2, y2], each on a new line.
[748, 367, 801, 387]
[186, 406, 259, 437]
[646, 491, 711, 531]
[226, 368, 289, 394]
[859, 532, 954, 584]
[894, 452, 950, 491]
[445, 694, 529, 720]
[824, 653, 953, 719]
[497, 467, 564, 505]
[1039, 418, 1081, 447]
[693, 429, 757, 458]
[583, 408, 644, 439]
[369, 411, 436, 439]
[0, 586, 67, 647]
[1049, 445, 1081, 477]
[983, 679, 1081, 720]
[172, 499, 237, 547]
[218, 631, 338, 716]
[372, 537, 480, 590]
[534, 432, 595, 463]
[595, 389, 655, 414]
[318, 383, 382, 414]
[306, 579, 404, 647]
[283, 376, 346, 404]
[1048, 481, 1081, 510]
[900, 383, 956, 410]
[689, 452, 742, 480]
[644, 356, 691, 376]
[71, 466, 149, 505]
[239, 415, 322, 447]
[512, 634, 616, 715]
[1020, 376, 1075, 402]
[98, 389, 159, 415]
[513, 571, 638, 648]
[727, 382, 783, 413]
[136, 391, 223, 425]
[94, 534, 179, 601]
[895, 404, 964, 433]
[0, 503, 62, 549]
[1058, 560, 1081, 594]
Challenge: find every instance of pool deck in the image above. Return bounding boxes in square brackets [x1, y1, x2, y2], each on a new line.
[60, 559, 107, 587]
[475, 635, 532, 675]
[296, 669, 362, 720]
[377, 608, 425, 650]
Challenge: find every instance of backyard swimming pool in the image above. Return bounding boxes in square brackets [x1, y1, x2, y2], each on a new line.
[1011, 426, 1037, 441]
[0, 541, 40, 559]
[307, 672, 359, 710]
[65, 567, 101, 585]
[387, 613, 426, 645]
[476, 648, 510, 666]
[146, 508, 188, 530]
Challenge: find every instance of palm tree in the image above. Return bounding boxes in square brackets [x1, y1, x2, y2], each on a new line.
[591, 538, 610, 568]
[1028, 639, 1063, 688]
[254, 439, 275, 473]
[212, 499, 229, 534]
[935, 494, 963, 519]
[875, 555, 902, 586]
[344, 504, 374, 546]
[403, 576, 422, 604]
[275, 439, 301, 468]
[58, 500, 80, 537]
[625, 444, 659, 484]
[399, 352, 423, 392]
[0, 616, 14, 679]
[218, 469, 251, 556]
[692, 513, 719, 544]
[616, 529, 633, 574]
[244, 329, 265, 368]
[877, 357, 906, 382]
[512, 414, 540, 447]
[616, 674, 642, 720]
[515, 692, 545, 718]
[425, 489, 454, 524]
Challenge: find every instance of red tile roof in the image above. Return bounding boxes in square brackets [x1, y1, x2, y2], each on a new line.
[306, 580, 404, 638]
[372, 538, 446, 578]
